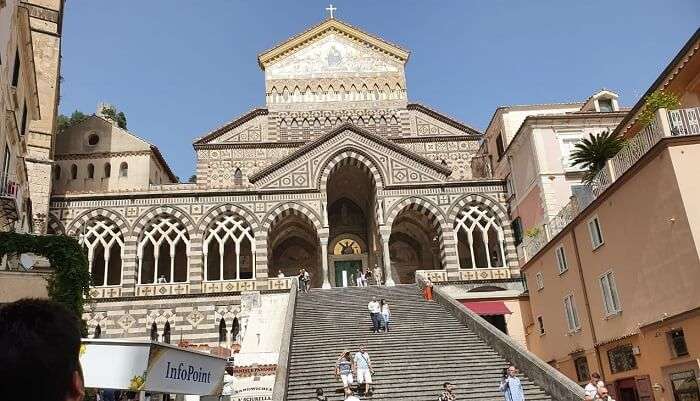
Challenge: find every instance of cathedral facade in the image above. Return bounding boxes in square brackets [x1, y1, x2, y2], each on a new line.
[50, 18, 518, 343]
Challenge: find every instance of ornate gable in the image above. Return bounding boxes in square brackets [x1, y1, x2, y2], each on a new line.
[258, 18, 409, 70]
[264, 32, 403, 81]
[249, 123, 451, 190]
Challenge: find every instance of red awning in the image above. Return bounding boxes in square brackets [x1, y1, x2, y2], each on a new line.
[461, 301, 512, 316]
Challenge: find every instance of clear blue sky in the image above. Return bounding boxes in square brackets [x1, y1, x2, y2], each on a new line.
[59, 1, 699, 180]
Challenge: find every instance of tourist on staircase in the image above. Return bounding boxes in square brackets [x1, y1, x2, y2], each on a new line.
[367, 297, 381, 333]
[373, 264, 382, 286]
[297, 269, 305, 293]
[584, 372, 605, 400]
[437, 381, 456, 401]
[423, 278, 434, 301]
[380, 299, 390, 332]
[499, 365, 525, 401]
[335, 351, 354, 397]
[353, 345, 374, 396]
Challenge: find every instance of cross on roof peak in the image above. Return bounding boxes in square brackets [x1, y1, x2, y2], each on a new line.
[325, 3, 337, 19]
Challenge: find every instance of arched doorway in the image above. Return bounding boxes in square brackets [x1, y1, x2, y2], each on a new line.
[325, 160, 381, 287]
[388, 205, 443, 284]
[267, 211, 322, 287]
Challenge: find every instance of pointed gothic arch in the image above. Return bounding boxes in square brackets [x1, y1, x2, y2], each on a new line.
[136, 212, 191, 284]
[78, 216, 125, 287]
[453, 202, 506, 269]
[218, 318, 227, 343]
[202, 211, 256, 281]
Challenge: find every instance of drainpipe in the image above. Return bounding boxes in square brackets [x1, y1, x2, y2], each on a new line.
[571, 228, 605, 380]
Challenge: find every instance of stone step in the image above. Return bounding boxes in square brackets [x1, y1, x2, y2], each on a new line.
[284, 285, 553, 401]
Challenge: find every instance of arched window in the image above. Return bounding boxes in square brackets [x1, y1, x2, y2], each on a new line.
[94, 324, 102, 339]
[87, 163, 95, 179]
[234, 168, 243, 186]
[454, 203, 506, 269]
[163, 321, 171, 344]
[70, 164, 78, 179]
[53, 165, 61, 180]
[203, 212, 255, 281]
[119, 162, 128, 177]
[138, 213, 190, 284]
[104, 163, 111, 178]
[150, 322, 158, 341]
[79, 216, 124, 286]
[231, 317, 240, 342]
[218, 319, 227, 344]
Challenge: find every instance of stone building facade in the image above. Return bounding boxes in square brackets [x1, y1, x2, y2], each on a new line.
[23, 0, 64, 233]
[50, 18, 521, 344]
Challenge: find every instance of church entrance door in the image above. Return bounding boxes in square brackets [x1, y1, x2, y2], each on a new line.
[334, 260, 362, 287]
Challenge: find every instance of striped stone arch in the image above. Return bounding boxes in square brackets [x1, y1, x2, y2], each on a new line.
[47, 213, 66, 235]
[196, 203, 260, 239]
[316, 148, 386, 192]
[67, 208, 130, 238]
[383, 196, 454, 270]
[446, 193, 509, 224]
[447, 193, 517, 269]
[131, 205, 196, 238]
[262, 201, 323, 234]
[385, 196, 448, 229]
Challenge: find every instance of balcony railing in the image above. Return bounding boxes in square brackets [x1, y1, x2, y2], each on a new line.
[0, 172, 21, 227]
[0, 172, 19, 199]
[521, 107, 700, 262]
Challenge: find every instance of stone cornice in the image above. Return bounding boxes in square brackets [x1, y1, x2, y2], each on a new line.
[55, 150, 151, 160]
[195, 134, 479, 151]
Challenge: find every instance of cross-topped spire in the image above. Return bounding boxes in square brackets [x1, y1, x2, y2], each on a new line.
[325, 3, 337, 19]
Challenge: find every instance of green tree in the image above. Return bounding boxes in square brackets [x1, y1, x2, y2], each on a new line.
[637, 90, 680, 127]
[188, 174, 196, 183]
[101, 105, 128, 129]
[571, 130, 625, 184]
[57, 110, 88, 132]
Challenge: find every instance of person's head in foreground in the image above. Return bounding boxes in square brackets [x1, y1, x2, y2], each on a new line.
[590, 372, 601, 385]
[508, 365, 517, 377]
[0, 298, 84, 401]
[444, 381, 455, 393]
[597, 387, 612, 400]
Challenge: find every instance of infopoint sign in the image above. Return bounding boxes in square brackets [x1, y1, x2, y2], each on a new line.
[80, 339, 226, 395]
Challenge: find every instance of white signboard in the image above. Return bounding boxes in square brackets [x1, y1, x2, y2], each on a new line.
[80, 339, 226, 395]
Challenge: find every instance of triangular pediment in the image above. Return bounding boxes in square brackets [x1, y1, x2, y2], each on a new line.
[258, 19, 410, 71]
[249, 124, 451, 190]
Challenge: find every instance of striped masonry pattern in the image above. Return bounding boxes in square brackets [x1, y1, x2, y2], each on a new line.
[318, 150, 385, 191]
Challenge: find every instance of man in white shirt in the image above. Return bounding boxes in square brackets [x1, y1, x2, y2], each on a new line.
[584, 373, 605, 400]
[367, 297, 381, 333]
[277, 270, 285, 278]
[353, 345, 374, 396]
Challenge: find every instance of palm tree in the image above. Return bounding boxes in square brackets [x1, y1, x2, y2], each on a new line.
[570, 130, 625, 183]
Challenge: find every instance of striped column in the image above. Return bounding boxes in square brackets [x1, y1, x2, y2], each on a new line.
[120, 235, 138, 296]
[255, 230, 269, 290]
[189, 234, 204, 293]
[441, 225, 461, 280]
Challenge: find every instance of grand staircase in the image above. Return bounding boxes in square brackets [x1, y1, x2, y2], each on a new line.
[285, 284, 554, 401]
